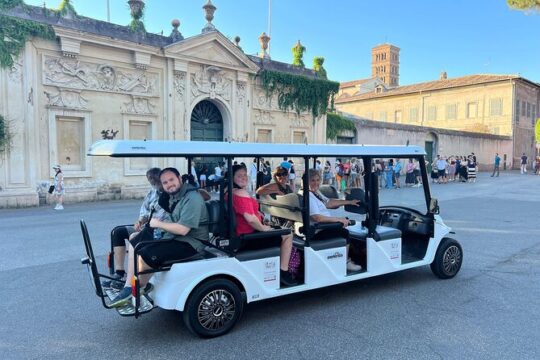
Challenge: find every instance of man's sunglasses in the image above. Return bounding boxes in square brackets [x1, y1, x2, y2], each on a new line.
[276, 172, 288, 177]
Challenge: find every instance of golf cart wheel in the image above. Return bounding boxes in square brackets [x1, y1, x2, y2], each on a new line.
[183, 278, 244, 338]
[430, 238, 463, 279]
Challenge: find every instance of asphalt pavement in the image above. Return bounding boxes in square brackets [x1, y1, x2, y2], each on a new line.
[0, 171, 539, 359]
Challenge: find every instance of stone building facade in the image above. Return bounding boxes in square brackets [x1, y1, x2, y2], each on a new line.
[0, 4, 326, 208]
[336, 74, 539, 168]
[336, 43, 539, 168]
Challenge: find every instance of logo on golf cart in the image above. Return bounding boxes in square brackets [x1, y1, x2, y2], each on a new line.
[264, 260, 277, 282]
[327, 252, 344, 260]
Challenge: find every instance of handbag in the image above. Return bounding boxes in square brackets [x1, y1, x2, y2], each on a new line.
[288, 247, 302, 277]
[48, 185, 55, 194]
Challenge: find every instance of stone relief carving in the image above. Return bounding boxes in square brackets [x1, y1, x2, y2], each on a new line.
[8, 60, 23, 83]
[173, 71, 186, 102]
[122, 95, 156, 115]
[253, 110, 276, 126]
[43, 56, 158, 96]
[236, 82, 246, 104]
[190, 65, 232, 103]
[44, 87, 88, 109]
[253, 88, 279, 111]
[290, 114, 310, 129]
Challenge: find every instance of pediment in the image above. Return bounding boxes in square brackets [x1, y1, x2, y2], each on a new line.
[165, 32, 259, 74]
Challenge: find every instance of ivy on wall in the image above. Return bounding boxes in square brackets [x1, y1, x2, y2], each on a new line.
[258, 70, 339, 118]
[326, 113, 356, 140]
[291, 40, 306, 68]
[0, 0, 56, 68]
[313, 57, 327, 79]
[0, 115, 11, 153]
[128, 0, 146, 33]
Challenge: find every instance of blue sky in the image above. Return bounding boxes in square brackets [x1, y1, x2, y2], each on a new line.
[26, 0, 540, 85]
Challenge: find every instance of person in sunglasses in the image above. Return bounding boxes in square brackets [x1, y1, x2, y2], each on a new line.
[255, 166, 293, 196]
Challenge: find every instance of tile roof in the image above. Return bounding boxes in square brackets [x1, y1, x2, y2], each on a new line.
[340, 78, 371, 88]
[336, 74, 528, 103]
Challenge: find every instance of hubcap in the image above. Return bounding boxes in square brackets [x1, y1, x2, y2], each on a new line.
[442, 245, 461, 275]
[197, 289, 236, 330]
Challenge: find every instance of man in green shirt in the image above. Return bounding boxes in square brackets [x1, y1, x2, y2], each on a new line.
[110, 167, 209, 307]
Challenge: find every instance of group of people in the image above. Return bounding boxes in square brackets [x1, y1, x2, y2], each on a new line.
[432, 153, 478, 184]
[104, 160, 365, 307]
[324, 159, 363, 191]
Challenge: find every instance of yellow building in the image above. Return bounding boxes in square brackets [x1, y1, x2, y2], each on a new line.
[336, 44, 540, 167]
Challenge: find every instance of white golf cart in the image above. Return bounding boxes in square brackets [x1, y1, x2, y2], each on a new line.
[80, 140, 462, 338]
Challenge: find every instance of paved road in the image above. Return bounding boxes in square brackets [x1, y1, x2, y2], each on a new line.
[0, 172, 539, 359]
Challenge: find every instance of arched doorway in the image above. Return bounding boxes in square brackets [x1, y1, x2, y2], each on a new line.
[425, 132, 438, 171]
[190, 100, 223, 142]
[190, 100, 224, 181]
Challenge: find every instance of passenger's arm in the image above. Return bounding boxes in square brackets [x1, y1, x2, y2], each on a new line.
[256, 183, 279, 196]
[243, 212, 272, 232]
[149, 218, 191, 236]
[311, 214, 349, 227]
[326, 198, 359, 209]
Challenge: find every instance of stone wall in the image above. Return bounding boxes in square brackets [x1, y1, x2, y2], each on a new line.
[345, 115, 513, 170]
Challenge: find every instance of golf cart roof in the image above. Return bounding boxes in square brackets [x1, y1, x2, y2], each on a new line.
[87, 140, 426, 158]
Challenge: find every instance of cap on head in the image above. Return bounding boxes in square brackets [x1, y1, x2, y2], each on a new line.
[53, 164, 61, 170]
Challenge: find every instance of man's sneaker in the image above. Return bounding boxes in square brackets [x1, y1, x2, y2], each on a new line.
[347, 259, 363, 272]
[54, 204, 64, 210]
[101, 273, 125, 290]
[141, 282, 154, 295]
[280, 270, 298, 287]
[109, 287, 132, 308]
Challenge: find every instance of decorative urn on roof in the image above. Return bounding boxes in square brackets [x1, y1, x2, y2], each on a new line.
[258, 32, 271, 59]
[202, 0, 217, 33]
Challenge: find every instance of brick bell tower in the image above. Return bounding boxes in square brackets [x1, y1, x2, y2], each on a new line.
[371, 44, 400, 87]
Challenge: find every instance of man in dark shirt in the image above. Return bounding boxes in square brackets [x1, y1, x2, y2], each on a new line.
[110, 167, 209, 307]
[521, 153, 528, 174]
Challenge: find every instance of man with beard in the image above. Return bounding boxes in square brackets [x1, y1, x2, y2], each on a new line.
[102, 167, 164, 289]
[110, 167, 209, 307]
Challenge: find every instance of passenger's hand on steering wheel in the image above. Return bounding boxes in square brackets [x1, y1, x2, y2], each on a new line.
[339, 218, 349, 228]
[261, 224, 273, 232]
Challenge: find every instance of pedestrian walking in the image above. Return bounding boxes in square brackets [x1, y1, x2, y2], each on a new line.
[405, 159, 415, 186]
[393, 159, 402, 188]
[520, 153, 528, 174]
[52, 165, 64, 210]
[491, 153, 501, 177]
[323, 160, 332, 185]
[467, 156, 476, 183]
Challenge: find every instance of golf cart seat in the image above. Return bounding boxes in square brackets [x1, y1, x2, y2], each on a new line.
[208, 199, 289, 261]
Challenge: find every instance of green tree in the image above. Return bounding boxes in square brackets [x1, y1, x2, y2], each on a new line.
[507, 0, 540, 10]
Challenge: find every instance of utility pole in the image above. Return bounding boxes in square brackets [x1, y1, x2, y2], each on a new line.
[267, 0, 272, 56]
[107, 0, 110, 22]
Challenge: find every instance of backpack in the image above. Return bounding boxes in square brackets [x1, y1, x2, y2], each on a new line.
[337, 165, 344, 177]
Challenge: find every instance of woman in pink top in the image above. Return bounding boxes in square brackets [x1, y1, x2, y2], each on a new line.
[230, 165, 296, 286]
